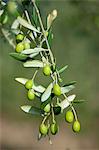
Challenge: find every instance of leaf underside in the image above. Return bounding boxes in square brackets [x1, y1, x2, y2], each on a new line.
[9, 52, 28, 61]
[41, 83, 53, 102]
[21, 105, 44, 115]
[23, 60, 44, 68]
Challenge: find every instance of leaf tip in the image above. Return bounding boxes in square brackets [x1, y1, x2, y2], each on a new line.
[21, 105, 31, 113]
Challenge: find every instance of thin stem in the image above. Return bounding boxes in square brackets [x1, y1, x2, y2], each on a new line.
[25, 10, 31, 24]
[32, 70, 38, 80]
[32, 0, 55, 66]
[48, 134, 52, 145]
[51, 103, 55, 123]
[40, 38, 49, 62]
[63, 94, 78, 121]
[42, 113, 50, 124]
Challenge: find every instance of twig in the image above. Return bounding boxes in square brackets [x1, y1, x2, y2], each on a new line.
[32, 0, 55, 66]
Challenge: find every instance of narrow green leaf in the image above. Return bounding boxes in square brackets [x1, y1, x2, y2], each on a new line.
[22, 48, 48, 55]
[59, 94, 76, 110]
[9, 53, 28, 61]
[33, 84, 45, 93]
[61, 85, 75, 94]
[0, 10, 4, 16]
[73, 99, 85, 103]
[41, 83, 53, 102]
[15, 78, 28, 85]
[23, 60, 44, 68]
[11, 19, 19, 29]
[48, 29, 53, 47]
[29, 52, 39, 58]
[17, 16, 40, 33]
[32, 6, 39, 27]
[58, 65, 68, 74]
[35, 92, 41, 97]
[11, 29, 20, 35]
[21, 105, 44, 115]
[63, 81, 76, 86]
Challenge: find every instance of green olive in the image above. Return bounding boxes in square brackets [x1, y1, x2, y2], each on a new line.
[43, 65, 51, 76]
[7, 1, 17, 14]
[65, 111, 74, 123]
[27, 89, 35, 100]
[16, 34, 24, 43]
[25, 80, 33, 89]
[44, 103, 50, 113]
[73, 121, 81, 132]
[0, 11, 9, 24]
[50, 123, 58, 135]
[39, 123, 48, 135]
[53, 84, 61, 96]
[24, 42, 30, 49]
[0, 13, 8, 25]
[15, 42, 24, 53]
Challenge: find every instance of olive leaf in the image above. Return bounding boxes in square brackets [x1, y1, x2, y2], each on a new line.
[41, 83, 53, 102]
[58, 65, 68, 74]
[22, 47, 48, 55]
[0, 10, 4, 16]
[32, 5, 39, 27]
[73, 99, 85, 103]
[29, 32, 35, 41]
[17, 16, 40, 33]
[9, 52, 28, 61]
[15, 78, 28, 85]
[63, 81, 76, 86]
[48, 29, 53, 47]
[11, 19, 19, 29]
[11, 29, 20, 35]
[35, 92, 41, 97]
[1, 28, 15, 49]
[21, 105, 44, 115]
[47, 9, 57, 30]
[29, 52, 39, 58]
[32, 84, 45, 93]
[58, 94, 76, 110]
[61, 85, 75, 94]
[23, 60, 44, 68]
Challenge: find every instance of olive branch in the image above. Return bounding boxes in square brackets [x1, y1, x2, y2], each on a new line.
[0, 0, 84, 144]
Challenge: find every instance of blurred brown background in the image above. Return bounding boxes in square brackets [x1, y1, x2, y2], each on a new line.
[0, 0, 99, 149]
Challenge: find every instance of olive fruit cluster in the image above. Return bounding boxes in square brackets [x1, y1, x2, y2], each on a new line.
[39, 122, 59, 136]
[65, 110, 81, 132]
[15, 34, 30, 53]
[25, 80, 35, 100]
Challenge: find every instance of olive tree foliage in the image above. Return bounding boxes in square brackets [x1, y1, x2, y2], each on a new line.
[0, 0, 84, 143]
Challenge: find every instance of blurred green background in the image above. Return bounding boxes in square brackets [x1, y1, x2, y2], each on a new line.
[1, 0, 99, 149]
